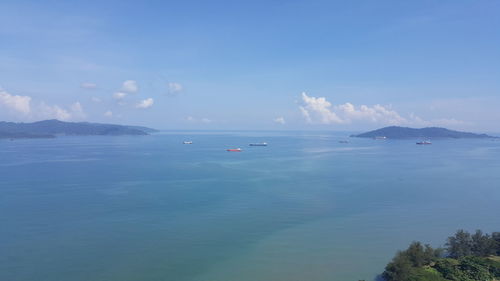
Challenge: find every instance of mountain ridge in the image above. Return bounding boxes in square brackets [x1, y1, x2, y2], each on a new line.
[351, 126, 495, 139]
[0, 119, 158, 139]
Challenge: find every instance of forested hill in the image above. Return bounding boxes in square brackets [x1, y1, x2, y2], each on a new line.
[0, 119, 158, 139]
[351, 126, 495, 139]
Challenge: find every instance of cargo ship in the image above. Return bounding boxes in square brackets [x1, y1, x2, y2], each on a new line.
[249, 142, 267, 146]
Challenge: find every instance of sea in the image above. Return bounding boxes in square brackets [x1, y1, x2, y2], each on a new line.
[1, 131, 500, 281]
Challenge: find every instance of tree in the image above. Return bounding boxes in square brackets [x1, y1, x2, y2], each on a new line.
[471, 230, 496, 256]
[424, 244, 443, 264]
[434, 258, 460, 280]
[383, 251, 413, 281]
[406, 242, 427, 267]
[446, 229, 473, 258]
[381, 230, 499, 281]
[492, 232, 500, 255]
[457, 256, 495, 281]
[383, 242, 442, 280]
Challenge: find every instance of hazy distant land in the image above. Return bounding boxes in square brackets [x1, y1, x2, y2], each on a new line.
[351, 126, 496, 139]
[0, 119, 158, 139]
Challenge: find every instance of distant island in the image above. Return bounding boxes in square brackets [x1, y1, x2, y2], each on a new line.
[0, 119, 158, 139]
[351, 126, 495, 139]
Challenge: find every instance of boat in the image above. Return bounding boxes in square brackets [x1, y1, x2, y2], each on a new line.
[416, 140, 432, 145]
[249, 142, 267, 146]
[374, 136, 387, 140]
[226, 148, 242, 152]
[183, 141, 193, 144]
[338, 140, 349, 143]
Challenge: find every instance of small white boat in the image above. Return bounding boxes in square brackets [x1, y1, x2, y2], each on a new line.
[249, 142, 267, 146]
[374, 136, 387, 140]
[416, 140, 432, 145]
[183, 141, 193, 144]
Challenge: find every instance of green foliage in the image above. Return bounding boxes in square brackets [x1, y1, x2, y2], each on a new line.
[383, 250, 414, 281]
[447, 230, 473, 258]
[446, 230, 499, 258]
[381, 230, 500, 281]
[434, 257, 491, 280]
[433, 258, 460, 279]
[482, 257, 500, 278]
[407, 242, 429, 267]
[492, 232, 500, 255]
[406, 267, 448, 281]
[383, 242, 442, 281]
[471, 230, 497, 257]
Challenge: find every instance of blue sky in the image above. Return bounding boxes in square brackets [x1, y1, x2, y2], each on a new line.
[0, 0, 499, 131]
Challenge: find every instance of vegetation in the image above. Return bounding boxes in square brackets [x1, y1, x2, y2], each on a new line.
[382, 230, 500, 281]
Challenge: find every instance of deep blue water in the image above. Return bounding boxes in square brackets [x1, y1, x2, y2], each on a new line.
[1, 131, 500, 281]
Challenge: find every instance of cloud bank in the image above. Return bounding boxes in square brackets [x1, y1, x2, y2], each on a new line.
[0, 88, 31, 115]
[0, 88, 86, 121]
[299, 92, 467, 127]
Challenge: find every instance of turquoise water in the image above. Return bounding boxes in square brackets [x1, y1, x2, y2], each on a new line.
[1, 131, 500, 281]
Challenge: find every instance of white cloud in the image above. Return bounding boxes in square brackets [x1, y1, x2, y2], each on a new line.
[91, 97, 101, 103]
[274, 116, 286, 124]
[334, 102, 406, 125]
[113, 92, 127, 100]
[104, 110, 113, 117]
[81, 82, 97, 89]
[70, 102, 86, 119]
[299, 92, 403, 125]
[0, 88, 31, 114]
[298, 92, 465, 128]
[36, 101, 86, 121]
[168, 82, 183, 95]
[299, 92, 343, 124]
[0, 87, 87, 121]
[185, 116, 212, 123]
[38, 102, 72, 121]
[299, 106, 311, 123]
[136, 98, 154, 109]
[122, 80, 138, 93]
